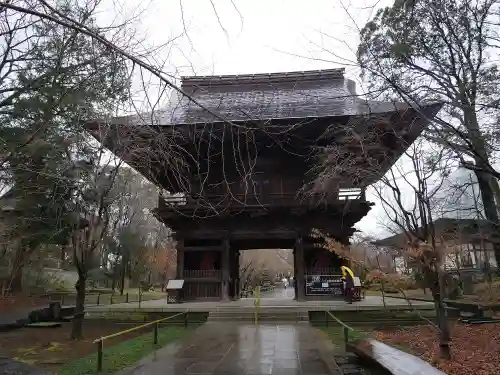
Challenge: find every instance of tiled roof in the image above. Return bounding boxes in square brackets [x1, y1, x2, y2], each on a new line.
[108, 69, 418, 127]
[372, 218, 499, 248]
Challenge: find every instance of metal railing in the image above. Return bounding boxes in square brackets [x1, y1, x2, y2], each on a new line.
[48, 290, 163, 307]
[324, 311, 368, 348]
[93, 311, 189, 372]
[241, 283, 275, 298]
[254, 286, 261, 325]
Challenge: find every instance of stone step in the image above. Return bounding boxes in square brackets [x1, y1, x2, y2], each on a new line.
[208, 315, 309, 321]
[207, 317, 310, 323]
[207, 311, 309, 322]
[208, 311, 309, 316]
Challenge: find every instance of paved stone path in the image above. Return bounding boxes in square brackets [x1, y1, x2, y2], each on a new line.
[117, 323, 348, 375]
[259, 287, 295, 300]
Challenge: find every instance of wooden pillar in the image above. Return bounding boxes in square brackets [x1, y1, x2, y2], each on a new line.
[237, 250, 241, 298]
[176, 237, 184, 279]
[293, 248, 298, 300]
[221, 237, 230, 301]
[295, 236, 306, 301]
[230, 248, 239, 300]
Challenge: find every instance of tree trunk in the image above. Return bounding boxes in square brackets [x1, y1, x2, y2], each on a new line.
[475, 169, 500, 266]
[120, 261, 126, 296]
[60, 246, 66, 263]
[489, 177, 500, 214]
[71, 275, 86, 340]
[7, 268, 23, 294]
[7, 247, 25, 293]
[111, 276, 116, 293]
[430, 273, 451, 360]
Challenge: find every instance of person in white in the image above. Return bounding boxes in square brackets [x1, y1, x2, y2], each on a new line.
[282, 277, 289, 289]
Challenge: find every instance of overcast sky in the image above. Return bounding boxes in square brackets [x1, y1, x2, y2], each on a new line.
[100, 0, 395, 237]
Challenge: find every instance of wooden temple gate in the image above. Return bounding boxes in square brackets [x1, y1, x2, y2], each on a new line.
[87, 68, 442, 302]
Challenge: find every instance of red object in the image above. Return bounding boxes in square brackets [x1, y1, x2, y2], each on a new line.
[200, 251, 216, 270]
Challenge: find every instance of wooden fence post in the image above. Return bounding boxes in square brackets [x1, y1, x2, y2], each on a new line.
[343, 326, 349, 345]
[153, 322, 159, 345]
[126, 292, 129, 303]
[97, 293, 100, 305]
[325, 311, 328, 327]
[184, 312, 188, 328]
[96, 340, 103, 372]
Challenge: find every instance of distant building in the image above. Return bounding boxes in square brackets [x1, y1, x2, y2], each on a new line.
[373, 218, 498, 273]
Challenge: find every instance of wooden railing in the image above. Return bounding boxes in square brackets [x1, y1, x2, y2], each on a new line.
[159, 188, 365, 210]
[183, 269, 221, 278]
[183, 281, 221, 299]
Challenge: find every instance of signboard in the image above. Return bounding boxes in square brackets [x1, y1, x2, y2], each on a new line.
[305, 275, 344, 296]
[353, 277, 361, 287]
[166, 279, 184, 290]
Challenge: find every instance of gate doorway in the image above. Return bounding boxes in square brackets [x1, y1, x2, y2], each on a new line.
[239, 248, 295, 300]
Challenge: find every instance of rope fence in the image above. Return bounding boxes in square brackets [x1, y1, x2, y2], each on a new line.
[93, 311, 188, 372]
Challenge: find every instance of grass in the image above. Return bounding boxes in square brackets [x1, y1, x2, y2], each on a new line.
[58, 325, 196, 375]
[319, 325, 369, 346]
[319, 325, 421, 359]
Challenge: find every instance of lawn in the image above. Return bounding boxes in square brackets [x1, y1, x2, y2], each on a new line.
[319, 325, 369, 348]
[0, 320, 195, 374]
[59, 325, 194, 375]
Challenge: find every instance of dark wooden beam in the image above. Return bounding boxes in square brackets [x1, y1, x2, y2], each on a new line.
[176, 238, 184, 279]
[221, 237, 230, 301]
[295, 236, 306, 301]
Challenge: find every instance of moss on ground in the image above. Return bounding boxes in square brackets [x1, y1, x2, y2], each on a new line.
[59, 326, 196, 375]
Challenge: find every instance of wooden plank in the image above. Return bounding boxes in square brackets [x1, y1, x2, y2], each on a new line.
[184, 246, 222, 252]
[349, 339, 446, 375]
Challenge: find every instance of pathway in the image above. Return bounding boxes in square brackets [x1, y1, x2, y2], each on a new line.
[116, 323, 349, 375]
[260, 287, 295, 299]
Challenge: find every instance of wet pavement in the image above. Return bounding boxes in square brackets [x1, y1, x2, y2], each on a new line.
[259, 287, 295, 300]
[117, 323, 344, 375]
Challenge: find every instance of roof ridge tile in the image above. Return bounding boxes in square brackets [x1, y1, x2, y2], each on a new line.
[181, 68, 345, 87]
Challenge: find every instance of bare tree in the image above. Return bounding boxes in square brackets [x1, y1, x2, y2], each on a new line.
[357, 0, 500, 266]
[370, 138, 453, 359]
[68, 140, 126, 339]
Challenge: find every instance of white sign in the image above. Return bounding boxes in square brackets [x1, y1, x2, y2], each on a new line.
[166, 279, 184, 290]
[322, 282, 329, 288]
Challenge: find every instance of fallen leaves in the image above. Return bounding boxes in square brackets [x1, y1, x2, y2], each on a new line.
[374, 323, 500, 375]
[0, 293, 48, 313]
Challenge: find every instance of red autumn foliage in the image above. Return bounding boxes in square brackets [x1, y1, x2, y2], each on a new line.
[374, 324, 500, 375]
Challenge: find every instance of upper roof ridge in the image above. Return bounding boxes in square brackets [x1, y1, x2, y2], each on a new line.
[181, 68, 345, 88]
